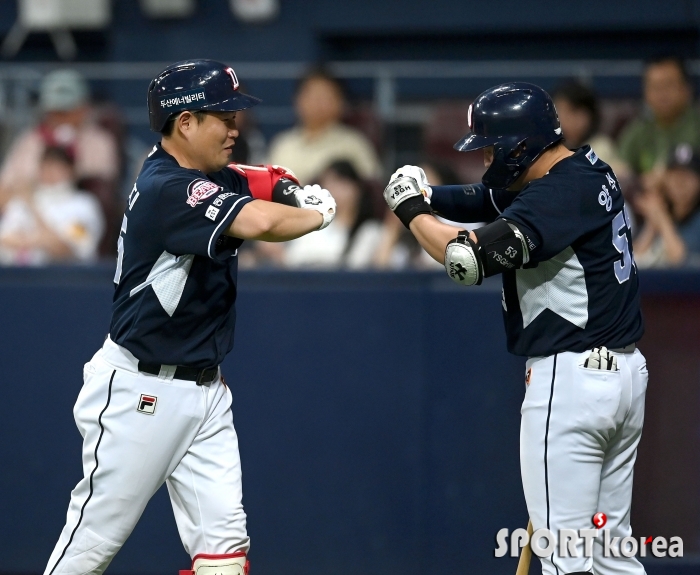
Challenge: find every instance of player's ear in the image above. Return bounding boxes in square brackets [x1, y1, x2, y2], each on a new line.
[176, 111, 195, 138]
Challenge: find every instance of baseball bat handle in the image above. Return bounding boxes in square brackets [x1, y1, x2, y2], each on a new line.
[515, 519, 534, 575]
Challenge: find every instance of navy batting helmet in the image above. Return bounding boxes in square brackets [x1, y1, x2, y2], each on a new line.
[148, 59, 261, 132]
[454, 82, 563, 189]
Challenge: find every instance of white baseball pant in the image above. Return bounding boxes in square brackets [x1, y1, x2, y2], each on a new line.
[521, 348, 648, 575]
[43, 337, 249, 575]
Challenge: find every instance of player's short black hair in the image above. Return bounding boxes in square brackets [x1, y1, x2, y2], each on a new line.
[552, 80, 601, 141]
[295, 66, 346, 99]
[644, 55, 690, 83]
[160, 110, 208, 136]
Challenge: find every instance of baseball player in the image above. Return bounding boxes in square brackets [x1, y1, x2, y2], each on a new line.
[384, 83, 647, 575]
[43, 60, 336, 575]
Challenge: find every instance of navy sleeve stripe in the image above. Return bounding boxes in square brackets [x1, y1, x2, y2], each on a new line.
[207, 196, 250, 259]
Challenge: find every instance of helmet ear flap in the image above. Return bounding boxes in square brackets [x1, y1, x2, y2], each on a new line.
[482, 144, 526, 189]
[507, 139, 527, 160]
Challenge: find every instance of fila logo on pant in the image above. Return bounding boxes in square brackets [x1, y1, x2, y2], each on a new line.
[137, 394, 157, 415]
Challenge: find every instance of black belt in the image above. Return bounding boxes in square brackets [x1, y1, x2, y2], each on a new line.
[610, 344, 636, 353]
[138, 361, 219, 385]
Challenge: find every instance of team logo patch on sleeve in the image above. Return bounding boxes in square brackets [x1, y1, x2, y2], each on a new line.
[137, 394, 157, 415]
[585, 149, 599, 164]
[187, 179, 221, 207]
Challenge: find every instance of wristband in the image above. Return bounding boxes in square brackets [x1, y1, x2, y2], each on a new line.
[394, 195, 433, 228]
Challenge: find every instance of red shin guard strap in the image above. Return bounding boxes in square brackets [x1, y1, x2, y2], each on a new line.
[188, 551, 249, 575]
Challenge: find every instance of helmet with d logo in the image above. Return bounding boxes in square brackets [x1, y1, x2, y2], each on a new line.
[454, 82, 563, 189]
[148, 59, 261, 132]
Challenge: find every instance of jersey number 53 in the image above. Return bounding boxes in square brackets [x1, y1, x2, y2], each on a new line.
[612, 209, 633, 284]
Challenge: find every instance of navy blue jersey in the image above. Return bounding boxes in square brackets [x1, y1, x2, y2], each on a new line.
[433, 146, 644, 357]
[109, 144, 254, 368]
[431, 183, 516, 222]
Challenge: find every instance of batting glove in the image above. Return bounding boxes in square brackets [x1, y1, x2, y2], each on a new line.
[296, 184, 336, 230]
[583, 346, 618, 371]
[384, 171, 433, 229]
[389, 165, 433, 200]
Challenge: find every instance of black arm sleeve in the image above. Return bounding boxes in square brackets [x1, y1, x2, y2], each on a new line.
[430, 184, 516, 223]
[271, 177, 301, 207]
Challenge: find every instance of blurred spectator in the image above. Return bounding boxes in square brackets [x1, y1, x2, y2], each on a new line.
[0, 69, 119, 187]
[634, 143, 700, 268]
[0, 69, 120, 254]
[373, 161, 463, 269]
[267, 68, 382, 185]
[284, 160, 382, 268]
[423, 163, 461, 192]
[618, 56, 700, 175]
[553, 80, 630, 179]
[0, 146, 104, 265]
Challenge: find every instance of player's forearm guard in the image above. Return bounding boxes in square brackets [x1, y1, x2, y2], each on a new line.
[271, 177, 303, 207]
[228, 163, 299, 203]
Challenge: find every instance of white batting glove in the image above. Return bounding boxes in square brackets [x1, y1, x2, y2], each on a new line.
[296, 184, 336, 230]
[583, 346, 618, 371]
[389, 165, 432, 201]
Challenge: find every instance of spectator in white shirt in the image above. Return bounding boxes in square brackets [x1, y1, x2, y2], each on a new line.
[268, 69, 382, 185]
[285, 160, 382, 268]
[0, 69, 121, 255]
[0, 69, 119, 189]
[0, 146, 105, 265]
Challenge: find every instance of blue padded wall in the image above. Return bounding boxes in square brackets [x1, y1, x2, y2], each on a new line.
[0, 269, 698, 574]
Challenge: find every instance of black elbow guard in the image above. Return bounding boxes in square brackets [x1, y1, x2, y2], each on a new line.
[473, 218, 530, 277]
